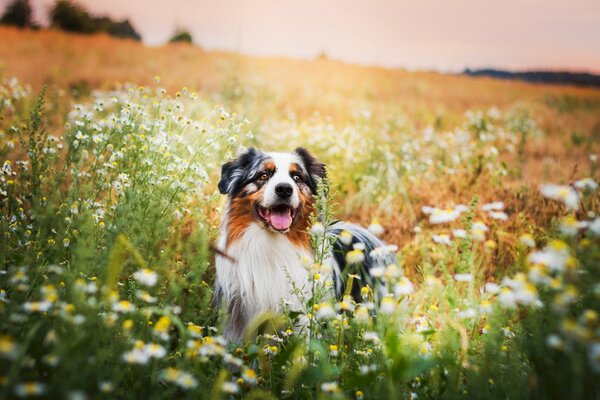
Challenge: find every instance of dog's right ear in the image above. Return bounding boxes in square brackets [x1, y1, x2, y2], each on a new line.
[218, 148, 262, 195]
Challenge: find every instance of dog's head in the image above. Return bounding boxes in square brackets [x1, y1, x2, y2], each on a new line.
[219, 148, 326, 234]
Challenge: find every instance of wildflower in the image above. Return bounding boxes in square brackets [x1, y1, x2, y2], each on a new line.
[452, 229, 467, 238]
[560, 215, 588, 236]
[321, 381, 341, 394]
[363, 331, 381, 345]
[263, 345, 278, 356]
[540, 183, 579, 210]
[242, 368, 257, 384]
[153, 316, 171, 340]
[112, 300, 135, 313]
[222, 381, 239, 394]
[432, 234, 452, 246]
[528, 240, 571, 272]
[136, 290, 157, 303]
[23, 301, 52, 313]
[14, 382, 47, 397]
[498, 288, 517, 309]
[422, 205, 467, 224]
[519, 234, 535, 247]
[310, 223, 325, 235]
[458, 308, 477, 319]
[42, 354, 60, 367]
[454, 273, 473, 282]
[99, 381, 114, 393]
[187, 323, 203, 338]
[574, 178, 598, 191]
[471, 221, 489, 241]
[380, 296, 395, 314]
[368, 221, 384, 237]
[546, 334, 564, 350]
[144, 343, 166, 358]
[394, 277, 414, 296]
[356, 390, 364, 399]
[316, 302, 336, 319]
[419, 342, 432, 358]
[482, 201, 504, 211]
[346, 248, 364, 264]
[339, 230, 353, 245]
[133, 268, 158, 287]
[354, 305, 370, 323]
[337, 295, 355, 312]
[0, 335, 18, 359]
[329, 344, 339, 356]
[489, 211, 508, 221]
[588, 217, 600, 236]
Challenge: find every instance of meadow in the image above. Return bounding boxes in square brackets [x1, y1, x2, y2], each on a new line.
[0, 27, 600, 399]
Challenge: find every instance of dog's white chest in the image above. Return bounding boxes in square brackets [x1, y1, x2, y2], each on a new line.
[216, 223, 312, 322]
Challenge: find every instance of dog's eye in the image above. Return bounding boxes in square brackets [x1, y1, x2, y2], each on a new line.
[292, 174, 301, 182]
[258, 173, 269, 181]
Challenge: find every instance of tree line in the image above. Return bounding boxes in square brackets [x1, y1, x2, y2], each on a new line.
[1, 0, 194, 44]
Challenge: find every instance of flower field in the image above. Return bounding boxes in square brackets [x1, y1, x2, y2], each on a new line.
[1, 28, 600, 399]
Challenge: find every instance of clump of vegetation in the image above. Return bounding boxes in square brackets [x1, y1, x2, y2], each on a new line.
[0, 76, 598, 398]
[0, 0, 34, 28]
[169, 29, 193, 44]
[49, 0, 141, 41]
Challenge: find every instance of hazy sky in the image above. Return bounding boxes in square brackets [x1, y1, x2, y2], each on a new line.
[8, 0, 600, 72]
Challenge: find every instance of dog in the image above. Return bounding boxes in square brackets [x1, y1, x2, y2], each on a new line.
[214, 147, 394, 341]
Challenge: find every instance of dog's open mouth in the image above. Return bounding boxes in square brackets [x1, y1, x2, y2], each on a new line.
[257, 205, 297, 232]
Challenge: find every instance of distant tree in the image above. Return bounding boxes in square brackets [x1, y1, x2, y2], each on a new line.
[50, 0, 95, 33]
[169, 29, 193, 44]
[107, 19, 141, 41]
[0, 0, 33, 28]
[49, 0, 142, 41]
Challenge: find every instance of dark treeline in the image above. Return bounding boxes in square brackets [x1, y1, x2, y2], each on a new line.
[464, 68, 600, 88]
[1, 0, 142, 41]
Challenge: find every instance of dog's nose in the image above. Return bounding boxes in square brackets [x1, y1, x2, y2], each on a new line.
[275, 183, 293, 198]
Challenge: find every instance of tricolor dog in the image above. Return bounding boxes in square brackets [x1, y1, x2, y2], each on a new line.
[214, 148, 393, 341]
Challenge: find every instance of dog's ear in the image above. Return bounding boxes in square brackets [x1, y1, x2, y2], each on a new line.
[218, 148, 262, 195]
[294, 147, 326, 192]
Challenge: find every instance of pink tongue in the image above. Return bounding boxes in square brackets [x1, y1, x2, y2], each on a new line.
[270, 209, 292, 230]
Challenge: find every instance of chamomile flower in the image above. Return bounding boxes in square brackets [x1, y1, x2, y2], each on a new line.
[432, 234, 452, 246]
[242, 368, 257, 384]
[133, 268, 158, 287]
[14, 382, 47, 397]
[346, 248, 365, 264]
[540, 184, 579, 210]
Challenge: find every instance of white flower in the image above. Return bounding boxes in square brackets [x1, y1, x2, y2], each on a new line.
[23, 301, 52, 313]
[432, 234, 452, 246]
[559, 216, 588, 236]
[423, 206, 467, 224]
[546, 334, 564, 349]
[519, 234, 535, 247]
[310, 223, 325, 235]
[394, 277, 414, 296]
[321, 382, 340, 394]
[452, 229, 467, 238]
[589, 218, 600, 236]
[379, 296, 395, 314]
[346, 249, 365, 264]
[540, 184, 580, 210]
[498, 288, 517, 309]
[574, 178, 597, 191]
[316, 303, 336, 320]
[339, 230, 353, 245]
[485, 282, 500, 294]
[122, 348, 150, 365]
[527, 240, 571, 272]
[482, 201, 504, 211]
[222, 381, 239, 394]
[489, 211, 508, 221]
[14, 382, 47, 397]
[471, 221, 489, 241]
[454, 273, 473, 282]
[112, 300, 136, 313]
[458, 308, 477, 319]
[144, 343, 166, 358]
[368, 222, 384, 237]
[133, 268, 158, 287]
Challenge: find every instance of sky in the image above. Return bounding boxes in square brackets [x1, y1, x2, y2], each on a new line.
[7, 0, 600, 72]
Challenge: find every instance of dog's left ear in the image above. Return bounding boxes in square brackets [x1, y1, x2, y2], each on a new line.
[294, 147, 327, 192]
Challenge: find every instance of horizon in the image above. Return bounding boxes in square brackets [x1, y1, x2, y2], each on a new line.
[2, 0, 600, 74]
